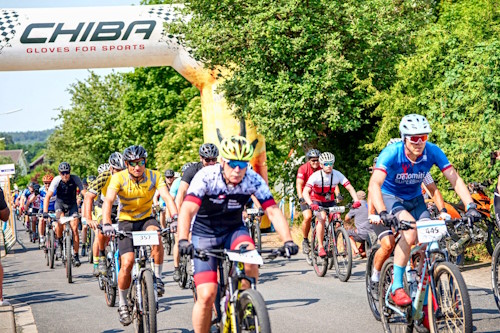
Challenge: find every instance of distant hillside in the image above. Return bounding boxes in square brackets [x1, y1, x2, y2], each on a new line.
[1, 129, 54, 144]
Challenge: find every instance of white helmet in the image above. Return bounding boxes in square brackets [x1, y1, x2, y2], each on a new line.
[399, 114, 432, 137]
[319, 152, 335, 165]
[98, 163, 110, 174]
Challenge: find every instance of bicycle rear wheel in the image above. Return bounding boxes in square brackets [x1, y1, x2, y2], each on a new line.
[237, 289, 271, 333]
[379, 257, 412, 333]
[164, 234, 172, 256]
[492, 242, 500, 312]
[48, 229, 55, 269]
[89, 228, 95, 263]
[105, 263, 117, 307]
[486, 223, 500, 257]
[428, 261, 472, 333]
[366, 244, 381, 321]
[333, 227, 352, 282]
[137, 270, 157, 333]
[312, 229, 328, 277]
[65, 232, 72, 283]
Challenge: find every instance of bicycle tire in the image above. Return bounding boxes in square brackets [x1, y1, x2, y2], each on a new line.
[366, 244, 381, 321]
[333, 227, 352, 282]
[164, 235, 172, 256]
[48, 229, 55, 269]
[255, 224, 262, 252]
[237, 289, 271, 333]
[89, 228, 95, 263]
[65, 232, 73, 283]
[105, 264, 117, 307]
[486, 223, 500, 256]
[312, 228, 328, 277]
[428, 261, 472, 333]
[179, 256, 188, 289]
[139, 270, 157, 333]
[492, 242, 500, 312]
[379, 257, 413, 333]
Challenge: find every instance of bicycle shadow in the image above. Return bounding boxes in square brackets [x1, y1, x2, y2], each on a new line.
[158, 294, 193, 313]
[158, 329, 193, 333]
[265, 297, 320, 310]
[258, 269, 310, 284]
[8, 290, 88, 305]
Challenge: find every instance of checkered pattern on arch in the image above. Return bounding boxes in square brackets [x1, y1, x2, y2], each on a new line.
[0, 9, 20, 54]
[147, 6, 177, 23]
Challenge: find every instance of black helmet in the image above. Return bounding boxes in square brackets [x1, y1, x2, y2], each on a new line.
[181, 162, 195, 173]
[199, 143, 219, 158]
[28, 181, 37, 188]
[58, 162, 71, 172]
[164, 169, 175, 177]
[88, 175, 96, 183]
[108, 152, 125, 170]
[123, 145, 147, 162]
[306, 149, 321, 160]
[32, 184, 41, 195]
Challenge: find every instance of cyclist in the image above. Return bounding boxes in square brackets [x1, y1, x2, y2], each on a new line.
[344, 190, 374, 258]
[173, 143, 219, 282]
[368, 114, 480, 307]
[43, 162, 85, 267]
[101, 145, 178, 326]
[38, 174, 56, 248]
[153, 169, 177, 229]
[170, 163, 194, 200]
[84, 152, 125, 276]
[302, 152, 361, 258]
[297, 149, 334, 254]
[0, 187, 11, 306]
[26, 183, 41, 241]
[177, 135, 298, 333]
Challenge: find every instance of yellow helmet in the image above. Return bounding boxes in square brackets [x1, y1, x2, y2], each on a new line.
[220, 135, 254, 161]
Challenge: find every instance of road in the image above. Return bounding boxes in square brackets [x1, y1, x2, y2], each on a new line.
[3, 221, 500, 333]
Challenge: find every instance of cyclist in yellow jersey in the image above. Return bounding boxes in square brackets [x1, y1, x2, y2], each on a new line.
[84, 152, 125, 276]
[101, 145, 178, 326]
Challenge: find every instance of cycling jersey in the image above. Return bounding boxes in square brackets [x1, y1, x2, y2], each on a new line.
[88, 170, 119, 206]
[169, 177, 181, 199]
[297, 162, 321, 186]
[108, 169, 166, 221]
[39, 185, 56, 211]
[181, 162, 203, 184]
[375, 141, 451, 200]
[28, 193, 41, 210]
[185, 165, 276, 236]
[21, 188, 31, 199]
[305, 169, 350, 203]
[48, 175, 84, 205]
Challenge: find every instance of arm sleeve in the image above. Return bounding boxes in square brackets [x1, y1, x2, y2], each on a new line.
[108, 173, 122, 192]
[296, 165, 306, 180]
[153, 170, 167, 189]
[88, 172, 108, 195]
[250, 171, 276, 210]
[184, 169, 208, 206]
[422, 172, 434, 186]
[72, 175, 84, 191]
[430, 144, 452, 171]
[48, 176, 61, 192]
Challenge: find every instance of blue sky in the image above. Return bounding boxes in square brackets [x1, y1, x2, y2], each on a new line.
[0, 0, 141, 132]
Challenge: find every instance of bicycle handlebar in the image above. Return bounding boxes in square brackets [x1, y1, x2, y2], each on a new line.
[193, 245, 291, 262]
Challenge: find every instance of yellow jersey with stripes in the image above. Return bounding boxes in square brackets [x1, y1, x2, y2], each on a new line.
[108, 169, 166, 221]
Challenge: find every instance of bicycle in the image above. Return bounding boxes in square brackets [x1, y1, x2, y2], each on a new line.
[115, 228, 167, 333]
[245, 208, 264, 251]
[43, 213, 57, 269]
[96, 224, 120, 307]
[163, 216, 175, 256]
[491, 241, 500, 312]
[192, 245, 292, 333]
[178, 250, 190, 289]
[379, 218, 472, 333]
[27, 208, 39, 243]
[310, 206, 352, 281]
[59, 214, 79, 284]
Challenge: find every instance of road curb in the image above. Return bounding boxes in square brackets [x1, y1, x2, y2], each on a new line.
[0, 305, 16, 333]
[13, 301, 38, 333]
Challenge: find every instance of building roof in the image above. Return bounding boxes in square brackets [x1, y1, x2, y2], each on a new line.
[29, 154, 45, 169]
[0, 150, 24, 164]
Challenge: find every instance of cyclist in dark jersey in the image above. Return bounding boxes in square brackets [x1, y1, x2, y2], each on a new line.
[43, 162, 85, 266]
[0, 187, 10, 306]
[177, 135, 298, 333]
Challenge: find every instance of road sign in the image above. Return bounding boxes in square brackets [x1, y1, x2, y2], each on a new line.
[0, 164, 15, 176]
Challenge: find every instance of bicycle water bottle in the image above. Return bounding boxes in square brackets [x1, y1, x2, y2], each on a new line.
[405, 264, 418, 300]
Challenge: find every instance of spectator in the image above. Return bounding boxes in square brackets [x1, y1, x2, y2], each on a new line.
[0, 186, 11, 306]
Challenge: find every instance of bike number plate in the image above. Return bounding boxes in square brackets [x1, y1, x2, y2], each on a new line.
[59, 216, 73, 224]
[227, 250, 263, 265]
[132, 231, 159, 246]
[246, 208, 259, 215]
[416, 220, 447, 243]
[329, 206, 345, 213]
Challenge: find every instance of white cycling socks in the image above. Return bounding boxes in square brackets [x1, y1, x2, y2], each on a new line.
[371, 269, 381, 282]
[119, 288, 128, 307]
[154, 264, 162, 279]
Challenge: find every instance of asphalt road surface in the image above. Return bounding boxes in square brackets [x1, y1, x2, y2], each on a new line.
[3, 222, 500, 332]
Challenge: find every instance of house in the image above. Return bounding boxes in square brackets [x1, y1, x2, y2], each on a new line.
[0, 150, 28, 176]
[29, 154, 45, 171]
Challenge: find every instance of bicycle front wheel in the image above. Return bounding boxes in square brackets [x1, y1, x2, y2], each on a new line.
[333, 227, 352, 282]
[492, 242, 500, 312]
[105, 264, 117, 307]
[237, 289, 271, 333]
[48, 229, 55, 269]
[486, 223, 500, 257]
[428, 261, 472, 333]
[65, 233, 72, 283]
[366, 244, 381, 321]
[136, 270, 157, 333]
[254, 224, 262, 252]
[89, 228, 95, 263]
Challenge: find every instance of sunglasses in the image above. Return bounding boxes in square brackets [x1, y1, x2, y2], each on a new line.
[407, 134, 428, 144]
[128, 159, 146, 167]
[166, 176, 174, 179]
[322, 162, 334, 167]
[226, 160, 249, 169]
[60, 171, 70, 175]
[204, 157, 217, 163]
[309, 159, 319, 162]
[44, 182, 51, 185]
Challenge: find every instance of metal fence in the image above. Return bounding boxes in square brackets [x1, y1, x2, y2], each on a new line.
[1, 176, 17, 257]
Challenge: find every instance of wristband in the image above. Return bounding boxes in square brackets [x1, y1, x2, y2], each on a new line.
[466, 203, 477, 211]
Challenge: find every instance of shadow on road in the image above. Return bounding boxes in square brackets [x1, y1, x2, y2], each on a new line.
[259, 269, 309, 284]
[462, 262, 491, 272]
[159, 329, 193, 333]
[266, 297, 320, 310]
[158, 294, 193, 313]
[9, 290, 88, 305]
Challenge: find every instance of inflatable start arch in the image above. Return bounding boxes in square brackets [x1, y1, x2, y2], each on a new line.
[0, 4, 268, 180]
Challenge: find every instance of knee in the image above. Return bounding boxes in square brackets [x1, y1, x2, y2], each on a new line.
[196, 286, 217, 307]
[380, 237, 395, 254]
[404, 230, 417, 245]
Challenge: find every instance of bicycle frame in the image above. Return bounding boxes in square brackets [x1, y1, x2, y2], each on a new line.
[130, 244, 158, 312]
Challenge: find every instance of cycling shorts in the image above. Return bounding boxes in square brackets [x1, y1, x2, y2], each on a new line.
[300, 202, 310, 212]
[192, 225, 254, 287]
[117, 218, 161, 255]
[55, 201, 79, 218]
[373, 194, 430, 240]
[348, 229, 366, 243]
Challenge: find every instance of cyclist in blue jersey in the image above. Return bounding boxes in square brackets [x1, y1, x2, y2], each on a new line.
[368, 114, 481, 307]
[38, 174, 56, 248]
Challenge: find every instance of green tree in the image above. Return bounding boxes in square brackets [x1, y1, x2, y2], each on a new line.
[366, 0, 500, 195]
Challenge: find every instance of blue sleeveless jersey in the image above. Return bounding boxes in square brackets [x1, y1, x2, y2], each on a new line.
[375, 142, 451, 200]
